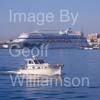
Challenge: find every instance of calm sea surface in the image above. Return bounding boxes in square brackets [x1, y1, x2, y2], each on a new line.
[0, 49, 100, 100]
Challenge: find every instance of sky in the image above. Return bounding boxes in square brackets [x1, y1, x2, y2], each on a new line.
[0, 0, 100, 40]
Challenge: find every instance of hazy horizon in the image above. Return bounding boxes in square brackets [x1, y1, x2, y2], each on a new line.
[0, 0, 100, 40]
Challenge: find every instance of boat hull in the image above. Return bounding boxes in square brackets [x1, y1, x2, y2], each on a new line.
[17, 67, 62, 75]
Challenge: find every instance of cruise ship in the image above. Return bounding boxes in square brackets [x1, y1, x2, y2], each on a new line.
[9, 29, 89, 49]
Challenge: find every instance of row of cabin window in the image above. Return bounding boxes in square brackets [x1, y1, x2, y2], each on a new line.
[32, 66, 48, 69]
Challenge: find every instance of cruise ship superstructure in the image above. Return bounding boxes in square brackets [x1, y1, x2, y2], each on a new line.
[9, 29, 89, 49]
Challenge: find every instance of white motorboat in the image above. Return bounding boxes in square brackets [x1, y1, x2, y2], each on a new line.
[17, 56, 64, 75]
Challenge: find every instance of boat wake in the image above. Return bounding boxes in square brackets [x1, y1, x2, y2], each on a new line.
[0, 70, 19, 74]
[0, 70, 63, 82]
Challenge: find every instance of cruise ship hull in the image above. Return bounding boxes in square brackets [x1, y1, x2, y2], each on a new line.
[9, 31, 89, 49]
[10, 40, 89, 49]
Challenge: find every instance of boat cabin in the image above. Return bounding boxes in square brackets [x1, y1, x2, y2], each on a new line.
[25, 56, 49, 69]
[26, 58, 45, 65]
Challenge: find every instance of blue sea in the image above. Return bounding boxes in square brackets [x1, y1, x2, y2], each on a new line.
[0, 49, 100, 100]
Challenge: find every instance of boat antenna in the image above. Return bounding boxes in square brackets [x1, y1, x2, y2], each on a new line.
[81, 28, 84, 36]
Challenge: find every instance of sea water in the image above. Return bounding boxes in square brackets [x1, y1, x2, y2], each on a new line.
[0, 49, 100, 100]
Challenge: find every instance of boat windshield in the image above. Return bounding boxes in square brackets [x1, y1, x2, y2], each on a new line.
[39, 60, 45, 64]
[34, 59, 45, 64]
[34, 60, 39, 64]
